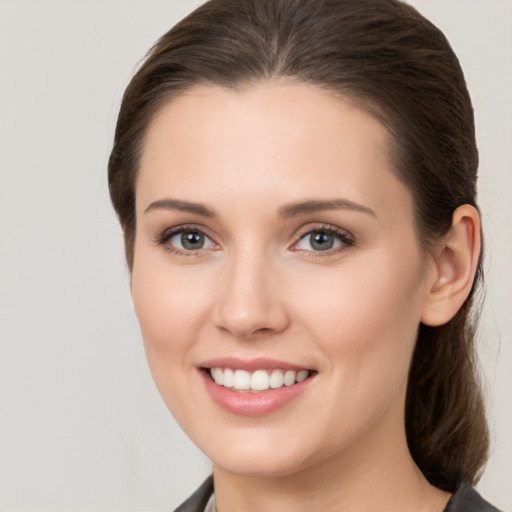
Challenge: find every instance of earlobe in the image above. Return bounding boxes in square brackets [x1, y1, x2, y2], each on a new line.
[421, 205, 481, 327]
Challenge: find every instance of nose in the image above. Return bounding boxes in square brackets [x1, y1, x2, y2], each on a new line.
[213, 250, 290, 339]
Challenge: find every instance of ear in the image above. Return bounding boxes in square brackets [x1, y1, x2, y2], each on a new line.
[421, 204, 481, 327]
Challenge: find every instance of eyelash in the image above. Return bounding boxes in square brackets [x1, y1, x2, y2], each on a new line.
[154, 224, 217, 256]
[291, 224, 355, 257]
[154, 223, 355, 257]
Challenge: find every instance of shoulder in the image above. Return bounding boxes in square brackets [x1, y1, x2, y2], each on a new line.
[172, 476, 214, 512]
[444, 482, 503, 512]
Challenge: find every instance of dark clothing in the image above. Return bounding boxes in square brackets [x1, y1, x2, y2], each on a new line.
[174, 477, 213, 512]
[173, 476, 502, 512]
[444, 482, 502, 512]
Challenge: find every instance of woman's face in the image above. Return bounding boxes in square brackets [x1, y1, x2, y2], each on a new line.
[132, 81, 436, 477]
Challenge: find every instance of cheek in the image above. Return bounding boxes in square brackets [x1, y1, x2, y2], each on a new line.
[293, 250, 426, 378]
[130, 254, 213, 372]
[285, 254, 426, 450]
[130, 260, 217, 426]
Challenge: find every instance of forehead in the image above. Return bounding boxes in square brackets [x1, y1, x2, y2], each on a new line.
[137, 80, 411, 221]
[142, 80, 392, 165]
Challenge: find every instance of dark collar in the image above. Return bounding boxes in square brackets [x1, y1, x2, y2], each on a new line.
[444, 482, 502, 512]
[173, 477, 502, 512]
[173, 476, 214, 512]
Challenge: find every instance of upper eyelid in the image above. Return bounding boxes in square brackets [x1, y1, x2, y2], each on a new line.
[158, 223, 215, 241]
[294, 223, 353, 240]
[290, 224, 355, 252]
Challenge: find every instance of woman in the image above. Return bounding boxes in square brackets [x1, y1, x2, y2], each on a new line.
[108, 0, 501, 510]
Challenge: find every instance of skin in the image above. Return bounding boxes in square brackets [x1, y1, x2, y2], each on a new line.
[131, 81, 479, 511]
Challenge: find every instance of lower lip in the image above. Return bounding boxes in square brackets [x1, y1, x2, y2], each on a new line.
[200, 370, 313, 417]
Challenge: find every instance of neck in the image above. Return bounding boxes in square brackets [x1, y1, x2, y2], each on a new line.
[212, 400, 450, 512]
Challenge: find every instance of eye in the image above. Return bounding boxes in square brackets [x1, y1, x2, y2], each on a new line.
[156, 226, 218, 254]
[292, 226, 353, 253]
[171, 230, 211, 250]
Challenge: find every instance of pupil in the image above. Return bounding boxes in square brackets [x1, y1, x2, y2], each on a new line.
[181, 231, 204, 250]
[310, 232, 334, 251]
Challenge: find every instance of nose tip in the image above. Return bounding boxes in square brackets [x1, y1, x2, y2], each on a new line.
[216, 308, 288, 339]
[213, 258, 289, 339]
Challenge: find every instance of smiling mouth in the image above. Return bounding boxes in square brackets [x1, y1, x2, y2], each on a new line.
[205, 367, 314, 392]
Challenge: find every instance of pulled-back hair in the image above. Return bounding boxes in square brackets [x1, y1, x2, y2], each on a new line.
[108, 0, 488, 492]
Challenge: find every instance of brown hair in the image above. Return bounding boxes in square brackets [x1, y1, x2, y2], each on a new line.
[108, 0, 488, 492]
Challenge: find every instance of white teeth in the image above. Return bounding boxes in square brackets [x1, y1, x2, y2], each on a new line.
[284, 370, 296, 386]
[233, 370, 251, 390]
[269, 369, 284, 389]
[209, 367, 310, 391]
[251, 370, 270, 391]
[213, 367, 223, 385]
[222, 368, 234, 388]
[296, 369, 309, 383]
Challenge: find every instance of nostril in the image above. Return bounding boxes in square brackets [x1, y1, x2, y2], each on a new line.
[213, 276, 290, 338]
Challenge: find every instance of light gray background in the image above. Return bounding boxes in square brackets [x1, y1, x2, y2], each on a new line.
[0, 1, 510, 511]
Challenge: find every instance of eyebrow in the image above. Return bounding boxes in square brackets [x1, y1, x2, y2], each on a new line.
[144, 197, 376, 219]
[144, 198, 216, 217]
[279, 199, 376, 219]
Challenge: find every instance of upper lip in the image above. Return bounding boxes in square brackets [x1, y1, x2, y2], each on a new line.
[199, 357, 312, 372]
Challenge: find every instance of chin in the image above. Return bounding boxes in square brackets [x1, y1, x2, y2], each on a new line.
[195, 429, 320, 478]
[212, 452, 311, 478]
